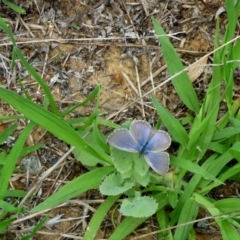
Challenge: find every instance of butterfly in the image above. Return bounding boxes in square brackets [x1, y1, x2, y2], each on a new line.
[107, 120, 171, 175]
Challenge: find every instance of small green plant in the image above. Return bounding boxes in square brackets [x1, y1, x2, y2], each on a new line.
[1, 1, 240, 239]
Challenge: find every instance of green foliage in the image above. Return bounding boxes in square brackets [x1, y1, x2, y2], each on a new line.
[1, 0, 240, 239]
[120, 193, 158, 218]
[31, 167, 114, 212]
[99, 173, 134, 195]
[152, 18, 200, 113]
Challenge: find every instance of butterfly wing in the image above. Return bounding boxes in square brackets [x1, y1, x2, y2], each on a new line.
[130, 120, 152, 148]
[107, 129, 140, 152]
[145, 130, 171, 152]
[144, 151, 169, 175]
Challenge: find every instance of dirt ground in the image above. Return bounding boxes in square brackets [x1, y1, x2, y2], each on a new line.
[0, 0, 234, 239]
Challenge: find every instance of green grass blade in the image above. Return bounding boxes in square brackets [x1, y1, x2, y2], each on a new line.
[21, 216, 48, 240]
[0, 87, 111, 164]
[2, 0, 26, 14]
[223, 1, 240, 50]
[93, 119, 109, 153]
[13, 47, 58, 115]
[171, 157, 222, 184]
[173, 199, 198, 240]
[0, 122, 35, 199]
[60, 85, 101, 117]
[83, 195, 120, 240]
[0, 218, 15, 233]
[5, 190, 27, 198]
[156, 209, 171, 239]
[31, 166, 114, 212]
[20, 144, 45, 157]
[214, 198, 240, 213]
[232, 39, 240, 70]
[193, 193, 240, 240]
[152, 18, 199, 113]
[0, 17, 16, 45]
[220, 220, 240, 240]
[152, 95, 188, 146]
[0, 124, 17, 144]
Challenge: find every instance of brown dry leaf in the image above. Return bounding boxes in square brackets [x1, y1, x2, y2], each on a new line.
[187, 55, 208, 82]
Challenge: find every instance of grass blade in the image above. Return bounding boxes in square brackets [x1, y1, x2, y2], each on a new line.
[83, 195, 120, 240]
[31, 166, 114, 212]
[152, 18, 199, 113]
[0, 122, 35, 199]
[0, 87, 111, 164]
[152, 95, 188, 146]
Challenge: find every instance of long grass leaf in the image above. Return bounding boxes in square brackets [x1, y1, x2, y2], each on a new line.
[173, 199, 198, 240]
[31, 166, 114, 212]
[83, 195, 120, 240]
[152, 18, 199, 113]
[0, 122, 35, 199]
[14, 47, 58, 115]
[152, 95, 188, 146]
[0, 88, 111, 164]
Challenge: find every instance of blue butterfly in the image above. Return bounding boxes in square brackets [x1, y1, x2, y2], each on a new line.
[107, 120, 171, 175]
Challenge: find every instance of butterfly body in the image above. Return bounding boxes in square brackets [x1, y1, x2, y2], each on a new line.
[107, 120, 171, 175]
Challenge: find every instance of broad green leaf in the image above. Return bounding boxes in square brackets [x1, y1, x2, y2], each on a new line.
[111, 147, 133, 174]
[134, 154, 149, 177]
[31, 166, 114, 212]
[73, 132, 105, 167]
[208, 142, 229, 154]
[120, 195, 158, 218]
[109, 192, 168, 240]
[135, 171, 150, 187]
[99, 173, 133, 195]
